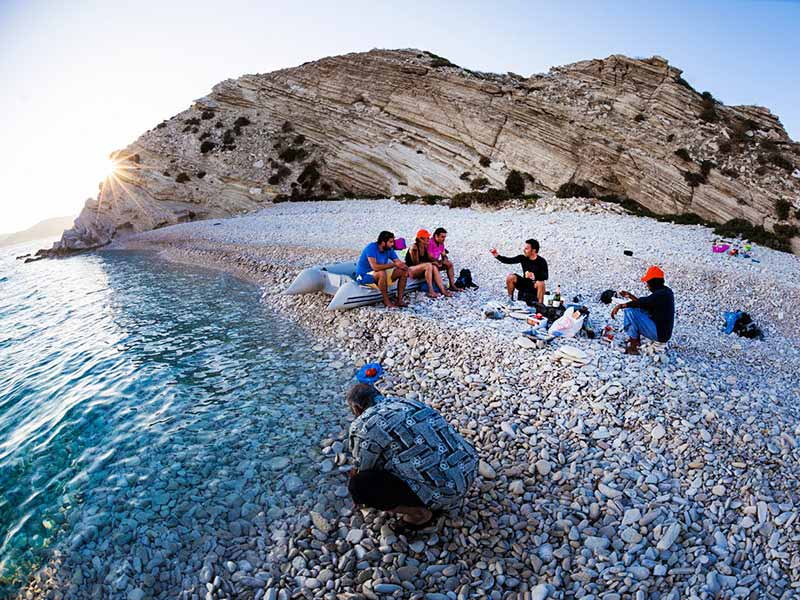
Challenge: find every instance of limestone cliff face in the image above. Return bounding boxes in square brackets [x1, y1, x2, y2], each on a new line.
[49, 49, 800, 254]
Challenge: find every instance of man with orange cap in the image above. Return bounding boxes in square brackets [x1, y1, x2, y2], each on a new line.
[611, 266, 675, 355]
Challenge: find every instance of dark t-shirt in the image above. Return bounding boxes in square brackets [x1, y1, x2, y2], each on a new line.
[632, 285, 675, 342]
[495, 254, 549, 281]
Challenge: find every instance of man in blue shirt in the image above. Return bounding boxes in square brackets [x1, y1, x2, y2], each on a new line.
[611, 265, 675, 355]
[356, 231, 410, 308]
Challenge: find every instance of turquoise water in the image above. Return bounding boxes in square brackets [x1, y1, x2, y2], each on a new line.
[0, 242, 350, 596]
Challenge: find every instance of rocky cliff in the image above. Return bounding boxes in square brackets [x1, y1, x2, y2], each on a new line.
[48, 49, 800, 254]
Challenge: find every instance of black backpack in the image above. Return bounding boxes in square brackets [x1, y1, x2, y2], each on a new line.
[733, 312, 764, 340]
[456, 268, 479, 289]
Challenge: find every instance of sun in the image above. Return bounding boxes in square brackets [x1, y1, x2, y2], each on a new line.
[102, 156, 119, 180]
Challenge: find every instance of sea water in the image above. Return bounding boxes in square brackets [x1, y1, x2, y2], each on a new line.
[0, 242, 351, 596]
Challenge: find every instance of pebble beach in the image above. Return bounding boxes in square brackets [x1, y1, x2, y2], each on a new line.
[23, 198, 800, 600]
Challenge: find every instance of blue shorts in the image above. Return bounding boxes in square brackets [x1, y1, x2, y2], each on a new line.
[356, 272, 376, 285]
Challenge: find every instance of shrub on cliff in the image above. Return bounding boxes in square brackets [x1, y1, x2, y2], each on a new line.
[184, 117, 201, 126]
[279, 147, 308, 163]
[298, 162, 320, 189]
[505, 170, 525, 196]
[281, 121, 294, 133]
[700, 160, 716, 177]
[196, 171, 206, 179]
[479, 156, 491, 167]
[675, 148, 692, 161]
[201, 110, 215, 120]
[293, 134, 306, 145]
[555, 183, 592, 198]
[268, 165, 291, 185]
[176, 173, 190, 183]
[683, 171, 706, 187]
[470, 177, 490, 190]
[775, 199, 791, 220]
[769, 153, 794, 172]
[634, 113, 646, 123]
[459, 172, 471, 181]
[233, 116, 251, 128]
[200, 141, 216, 154]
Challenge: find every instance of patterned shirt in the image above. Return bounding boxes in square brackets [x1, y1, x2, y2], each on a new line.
[349, 398, 478, 510]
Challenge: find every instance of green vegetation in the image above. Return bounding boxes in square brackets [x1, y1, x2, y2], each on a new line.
[470, 177, 490, 190]
[268, 165, 291, 185]
[634, 113, 646, 123]
[293, 134, 306, 145]
[683, 171, 706, 187]
[281, 121, 294, 133]
[201, 110, 215, 120]
[278, 147, 308, 163]
[714, 219, 793, 253]
[775, 199, 791, 220]
[297, 161, 320, 189]
[200, 141, 216, 154]
[423, 51, 458, 68]
[176, 173, 190, 183]
[555, 183, 592, 198]
[459, 172, 471, 181]
[699, 91, 719, 123]
[675, 148, 691, 161]
[768, 153, 794, 172]
[450, 188, 510, 209]
[479, 156, 491, 167]
[196, 171, 206, 179]
[505, 170, 525, 196]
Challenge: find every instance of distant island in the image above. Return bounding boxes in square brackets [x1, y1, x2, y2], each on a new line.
[1, 216, 75, 248]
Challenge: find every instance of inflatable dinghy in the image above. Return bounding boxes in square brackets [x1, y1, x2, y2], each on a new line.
[284, 261, 424, 310]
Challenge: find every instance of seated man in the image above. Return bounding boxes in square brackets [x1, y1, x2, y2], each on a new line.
[406, 229, 453, 298]
[346, 383, 478, 532]
[428, 227, 463, 291]
[356, 231, 409, 308]
[490, 238, 548, 303]
[611, 265, 675, 355]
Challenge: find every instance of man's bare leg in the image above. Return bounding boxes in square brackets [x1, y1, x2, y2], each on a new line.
[535, 281, 546, 304]
[394, 268, 409, 306]
[376, 271, 395, 308]
[505, 273, 516, 299]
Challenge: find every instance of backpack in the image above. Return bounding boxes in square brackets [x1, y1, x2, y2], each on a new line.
[723, 311, 764, 340]
[456, 268, 479, 289]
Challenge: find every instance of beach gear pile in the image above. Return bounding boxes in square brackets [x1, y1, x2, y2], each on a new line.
[712, 240, 760, 263]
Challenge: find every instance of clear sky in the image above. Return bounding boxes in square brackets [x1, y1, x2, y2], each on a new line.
[1, 0, 798, 234]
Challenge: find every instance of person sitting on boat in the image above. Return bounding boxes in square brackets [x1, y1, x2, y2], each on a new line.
[429, 227, 463, 292]
[405, 229, 453, 298]
[490, 238, 548, 303]
[346, 383, 478, 533]
[356, 231, 410, 308]
[611, 265, 675, 355]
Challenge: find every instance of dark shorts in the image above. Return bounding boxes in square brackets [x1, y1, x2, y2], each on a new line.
[513, 274, 536, 291]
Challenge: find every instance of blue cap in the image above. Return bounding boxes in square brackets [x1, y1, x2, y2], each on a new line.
[356, 362, 383, 384]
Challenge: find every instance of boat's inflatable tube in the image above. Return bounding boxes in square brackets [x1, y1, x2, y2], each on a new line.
[327, 279, 425, 311]
[284, 267, 325, 295]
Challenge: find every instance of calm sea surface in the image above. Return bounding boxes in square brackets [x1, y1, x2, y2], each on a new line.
[0, 241, 350, 596]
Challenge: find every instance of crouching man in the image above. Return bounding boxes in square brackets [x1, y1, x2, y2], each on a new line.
[346, 383, 478, 533]
[611, 265, 675, 355]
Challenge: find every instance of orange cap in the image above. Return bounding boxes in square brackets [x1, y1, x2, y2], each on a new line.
[641, 265, 665, 282]
[416, 229, 431, 239]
